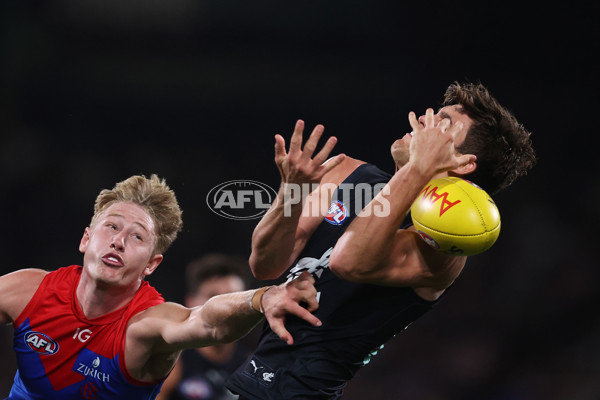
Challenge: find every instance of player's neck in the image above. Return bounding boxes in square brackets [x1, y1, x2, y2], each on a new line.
[76, 274, 141, 319]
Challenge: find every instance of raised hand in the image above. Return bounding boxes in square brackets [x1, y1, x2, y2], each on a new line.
[274, 120, 345, 185]
[408, 108, 476, 176]
[260, 271, 321, 345]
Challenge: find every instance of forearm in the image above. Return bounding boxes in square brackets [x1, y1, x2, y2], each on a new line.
[165, 290, 265, 350]
[195, 290, 265, 344]
[249, 184, 305, 279]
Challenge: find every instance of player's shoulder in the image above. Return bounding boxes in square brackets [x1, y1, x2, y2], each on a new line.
[0, 268, 49, 288]
[321, 157, 367, 184]
[0, 268, 49, 323]
[341, 160, 392, 185]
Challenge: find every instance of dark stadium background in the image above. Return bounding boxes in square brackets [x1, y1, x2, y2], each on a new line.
[1, 1, 597, 398]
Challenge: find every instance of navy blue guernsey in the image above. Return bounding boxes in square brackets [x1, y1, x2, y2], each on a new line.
[227, 164, 441, 400]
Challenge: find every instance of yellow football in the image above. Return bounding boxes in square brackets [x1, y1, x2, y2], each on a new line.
[410, 177, 501, 256]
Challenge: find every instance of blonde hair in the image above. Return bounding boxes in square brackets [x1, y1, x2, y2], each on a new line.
[90, 174, 183, 254]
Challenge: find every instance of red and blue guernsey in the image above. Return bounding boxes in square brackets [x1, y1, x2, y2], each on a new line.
[8, 265, 166, 400]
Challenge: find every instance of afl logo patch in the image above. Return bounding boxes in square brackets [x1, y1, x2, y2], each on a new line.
[25, 331, 59, 355]
[324, 200, 349, 225]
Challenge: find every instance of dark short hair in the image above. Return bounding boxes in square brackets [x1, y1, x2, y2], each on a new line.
[444, 82, 536, 194]
[185, 253, 253, 295]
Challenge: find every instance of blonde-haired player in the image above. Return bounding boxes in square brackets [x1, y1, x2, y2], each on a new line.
[0, 174, 321, 399]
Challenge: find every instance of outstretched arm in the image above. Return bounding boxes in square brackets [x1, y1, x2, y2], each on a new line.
[330, 109, 475, 287]
[250, 120, 345, 280]
[126, 271, 320, 381]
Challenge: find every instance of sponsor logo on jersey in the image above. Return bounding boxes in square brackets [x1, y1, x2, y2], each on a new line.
[74, 351, 112, 383]
[73, 327, 93, 343]
[24, 331, 59, 355]
[324, 200, 348, 225]
[242, 357, 276, 387]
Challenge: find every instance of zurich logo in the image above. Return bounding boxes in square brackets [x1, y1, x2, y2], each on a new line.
[24, 331, 59, 355]
[324, 200, 348, 225]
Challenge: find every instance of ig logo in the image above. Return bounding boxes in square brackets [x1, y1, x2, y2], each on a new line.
[206, 180, 277, 220]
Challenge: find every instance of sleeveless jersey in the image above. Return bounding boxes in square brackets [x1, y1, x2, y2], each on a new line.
[171, 345, 249, 400]
[8, 265, 165, 400]
[226, 164, 442, 400]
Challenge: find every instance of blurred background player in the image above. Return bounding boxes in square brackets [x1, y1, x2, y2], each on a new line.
[157, 254, 255, 400]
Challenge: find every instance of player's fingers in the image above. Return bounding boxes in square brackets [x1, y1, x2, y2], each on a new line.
[289, 119, 305, 154]
[312, 136, 338, 166]
[456, 153, 477, 167]
[438, 118, 451, 132]
[297, 270, 315, 284]
[320, 153, 346, 174]
[303, 293, 320, 312]
[424, 108, 435, 127]
[302, 124, 325, 158]
[287, 302, 322, 327]
[450, 121, 464, 139]
[268, 318, 294, 345]
[408, 111, 420, 132]
[274, 134, 287, 163]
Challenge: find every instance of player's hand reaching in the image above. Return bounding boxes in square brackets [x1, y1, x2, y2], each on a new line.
[408, 108, 476, 176]
[274, 120, 345, 186]
[261, 271, 321, 345]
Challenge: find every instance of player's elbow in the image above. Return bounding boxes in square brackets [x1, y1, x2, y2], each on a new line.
[329, 246, 365, 282]
[214, 329, 240, 344]
[249, 253, 282, 281]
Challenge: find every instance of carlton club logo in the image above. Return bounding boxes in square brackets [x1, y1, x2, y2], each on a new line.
[324, 200, 349, 225]
[24, 331, 59, 355]
[420, 184, 461, 216]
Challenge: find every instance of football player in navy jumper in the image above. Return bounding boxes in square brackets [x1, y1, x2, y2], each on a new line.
[226, 82, 536, 399]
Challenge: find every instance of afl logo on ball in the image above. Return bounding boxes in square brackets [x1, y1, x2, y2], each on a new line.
[24, 331, 59, 355]
[207, 180, 277, 220]
[324, 200, 349, 225]
[416, 230, 440, 250]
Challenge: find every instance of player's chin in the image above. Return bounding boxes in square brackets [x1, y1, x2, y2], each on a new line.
[390, 142, 409, 165]
[390, 134, 410, 149]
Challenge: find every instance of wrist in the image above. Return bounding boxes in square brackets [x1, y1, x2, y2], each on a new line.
[402, 161, 436, 185]
[250, 286, 274, 314]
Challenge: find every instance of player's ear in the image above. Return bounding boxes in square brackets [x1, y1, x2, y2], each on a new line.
[79, 227, 91, 253]
[452, 159, 477, 176]
[143, 254, 163, 277]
